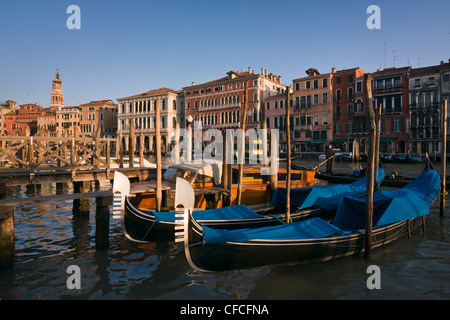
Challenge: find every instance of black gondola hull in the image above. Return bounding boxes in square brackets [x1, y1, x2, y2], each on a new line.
[123, 197, 332, 243]
[185, 213, 425, 272]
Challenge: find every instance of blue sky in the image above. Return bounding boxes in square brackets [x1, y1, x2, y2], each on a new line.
[0, 0, 449, 107]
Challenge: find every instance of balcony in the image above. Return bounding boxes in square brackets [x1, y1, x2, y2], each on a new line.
[294, 124, 312, 131]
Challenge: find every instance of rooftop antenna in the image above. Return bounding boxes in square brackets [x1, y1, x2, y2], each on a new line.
[418, 58, 423, 67]
[393, 50, 399, 67]
[384, 42, 387, 68]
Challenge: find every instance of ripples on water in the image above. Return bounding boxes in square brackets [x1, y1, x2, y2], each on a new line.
[0, 160, 449, 300]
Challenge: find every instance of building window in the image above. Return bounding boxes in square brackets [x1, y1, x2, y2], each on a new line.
[305, 81, 310, 89]
[429, 77, 435, 85]
[334, 123, 342, 134]
[266, 101, 270, 110]
[346, 123, 353, 134]
[443, 74, 450, 82]
[313, 94, 319, 105]
[336, 90, 341, 102]
[356, 81, 362, 93]
[336, 105, 341, 119]
[348, 74, 353, 83]
[356, 99, 363, 112]
[322, 93, 328, 104]
[314, 80, 319, 89]
[306, 96, 311, 108]
[323, 115, 328, 125]
[295, 83, 300, 91]
[336, 76, 341, 85]
[323, 78, 328, 88]
[415, 79, 420, 86]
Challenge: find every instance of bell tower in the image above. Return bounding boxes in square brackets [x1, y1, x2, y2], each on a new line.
[50, 70, 64, 111]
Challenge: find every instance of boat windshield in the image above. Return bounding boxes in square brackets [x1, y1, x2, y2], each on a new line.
[163, 167, 197, 183]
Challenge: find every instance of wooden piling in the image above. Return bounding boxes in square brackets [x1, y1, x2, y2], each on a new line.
[441, 99, 447, 217]
[0, 184, 14, 269]
[155, 99, 162, 212]
[129, 119, 135, 168]
[222, 130, 230, 206]
[285, 86, 291, 224]
[374, 104, 382, 189]
[236, 80, 249, 205]
[364, 73, 376, 260]
[95, 195, 112, 249]
[139, 131, 144, 167]
[269, 131, 278, 198]
[73, 181, 91, 215]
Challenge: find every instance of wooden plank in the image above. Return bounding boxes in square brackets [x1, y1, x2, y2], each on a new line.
[0, 190, 113, 206]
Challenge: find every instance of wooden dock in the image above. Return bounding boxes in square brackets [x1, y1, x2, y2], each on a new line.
[0, 188, 115, 269]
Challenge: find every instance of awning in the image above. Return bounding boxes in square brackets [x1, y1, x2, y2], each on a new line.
[311, 140, 327, 144]
[380, 137, 396, 142]
[296, 141, 310, 144]
[331, 139, 346, 144]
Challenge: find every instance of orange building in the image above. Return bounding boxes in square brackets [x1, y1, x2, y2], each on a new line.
[292, 68, 334, 152]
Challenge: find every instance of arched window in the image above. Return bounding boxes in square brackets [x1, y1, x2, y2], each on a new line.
[348, 88, 354, 100]
[173, 100, 176, 110]
[336, 90, 341, 102]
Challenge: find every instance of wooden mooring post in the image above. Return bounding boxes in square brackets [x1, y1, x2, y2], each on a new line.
[441, 99, 447, 217]
[364, 73, 376, 260]
[236, 80, 249, 206]
[0, 183, 14, 269]
[285, 86, 291, 224]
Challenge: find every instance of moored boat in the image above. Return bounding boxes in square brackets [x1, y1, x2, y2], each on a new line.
[114, 168, 385, 242]
[180, 167, 440, 272]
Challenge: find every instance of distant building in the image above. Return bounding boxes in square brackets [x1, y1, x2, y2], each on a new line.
[50, 71, 64, 111]
[117, 87, 184, 153]
[0, 100, 18, 135]
[292, 68, 334, 152]
[55, 106, 80, 137]
[16, 103, 44, 135]
[409, 59, 450, 155]
[183, 68, 286, 132]
[263, 90, 294, 152]
[372, 66, 411, 154]
[37, 108, 57, 136]
[79, 100, 118, 137]
[332, 67, 366, 153]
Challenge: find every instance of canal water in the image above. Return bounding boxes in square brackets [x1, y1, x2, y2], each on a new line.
[0, 159, 449, 301]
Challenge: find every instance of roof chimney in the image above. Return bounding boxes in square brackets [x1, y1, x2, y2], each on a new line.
[332, 68, 336, 74]
[248, 67, 252, 74]
[191, 82, 195, 86]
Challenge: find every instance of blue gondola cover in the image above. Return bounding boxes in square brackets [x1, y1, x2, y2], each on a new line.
[332, 169, 440, 230]
[202, 217, 343, 245]
[270, 168, 385, 211]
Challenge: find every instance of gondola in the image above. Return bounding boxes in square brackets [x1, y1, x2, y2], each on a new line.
[114, 168, 385, 243]
[180, 167, 440, 272]
[406, 155, 427, 164]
